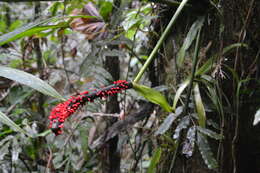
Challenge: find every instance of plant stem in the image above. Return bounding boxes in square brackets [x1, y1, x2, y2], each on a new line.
[133, 0, 189, 83]
[149, 0, 192, 8]
[168, 29, 201, 172]
[183, 28, 201, 115]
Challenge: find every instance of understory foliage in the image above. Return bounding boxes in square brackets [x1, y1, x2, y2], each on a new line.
[0, 1, 259, 173]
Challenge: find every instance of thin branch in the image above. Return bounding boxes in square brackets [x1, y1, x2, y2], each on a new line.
[92, 112, 119, 117]
[0, 82, 17, 103]
[133, 0, 190, 83]
[19, 157, 32, 173]
[45, 147, 53, 173]
[148, 0, 192, 8]
[90, 103, 154, 149]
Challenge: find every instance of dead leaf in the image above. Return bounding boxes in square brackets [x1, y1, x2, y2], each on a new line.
[70, 2, 108, 41]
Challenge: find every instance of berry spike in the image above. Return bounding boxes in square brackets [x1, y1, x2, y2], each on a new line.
[49, 80, 132, 135]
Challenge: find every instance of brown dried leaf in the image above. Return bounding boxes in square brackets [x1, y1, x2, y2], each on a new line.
[70, 2, 108, 41]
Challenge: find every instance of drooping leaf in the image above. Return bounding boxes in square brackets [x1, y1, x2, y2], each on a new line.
[0, 66, 64, 100]
[194, 83, 206, 127]
[0, 110, 28, 136]
[10, 24, 68, 42]
[70, 2, 108, 41]
[0, 15, 95, 46]
[197, 126, 223, 140]
[147, 147, 162, 173]
[222, 43, 248, 55]
[0, 16, 58, 46]
[197, 132, 218, 169]
[172, 79, 190, 111]
[194, 43, 247, 77]
[253, 108, 260, 126]
[182, 126, 196, 157]
[195, 56, 215, 76]
[155, 106, 183, 135]
[173, 116, 190, 139]
[133, 83, 173, 112]
[177, 16, 205, 67]
[155, 113, 176, 136]
[199, 76, 223, 115]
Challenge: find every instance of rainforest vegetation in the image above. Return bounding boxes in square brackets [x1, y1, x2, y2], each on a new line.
[0, 0, 259, 173]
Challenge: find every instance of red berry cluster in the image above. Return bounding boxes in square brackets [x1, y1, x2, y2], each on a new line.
[49, 80, 132, 135]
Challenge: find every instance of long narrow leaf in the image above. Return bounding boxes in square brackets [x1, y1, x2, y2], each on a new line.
[0, 66, 64, 100]
[155, 107, 183, 136]
[177, 16, 205, 67]
[0, 16, 57, 46]
[223, 43, 248, 55]
[197, 126, 223, 140]
[195, 43, 247, 77]
[147, 148, 162, 173]
[197, 132, 218, 169]
[172, 79, 189, 111]
[155, 113, 176, 136]
[0, 15, 96, 46]
[194, 83, 206, 127]
[0, 111, 28, 136]
[195, 56, 215, 76]
[133, 83, 172, 112]
[2, 23, 68, 44]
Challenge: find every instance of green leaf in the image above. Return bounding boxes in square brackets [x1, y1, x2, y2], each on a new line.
[194, 43, 247, 77]
[9, 20, 23, 31]
[99, 1, 113, 21]
[133, 83, 172, 112]
[253, 108, 260, 126]
[194, 43, 247, 76]
[172, 79, 190, 111]
[194, 83, 206, 127]
[155, 106, 183, 136]
[197, 132, 218, 169]
[177, 16, 205, 67]
[36, 129, 52, 137]
[0, 16, 57, 46]
[0, 20, 7, 33]
[0, 110, 28, 136]
[0, 66, 64, 100]
[147, 148, 162, 173]
[195, 56, 215, 76]
[197, 126, 223, 140]
[10, 24, 68, 43]
[155, 113, 178, 136]
[224, 65, 239, 84]
[0, 15, 96, 46]
[223, 43, 248, 55]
